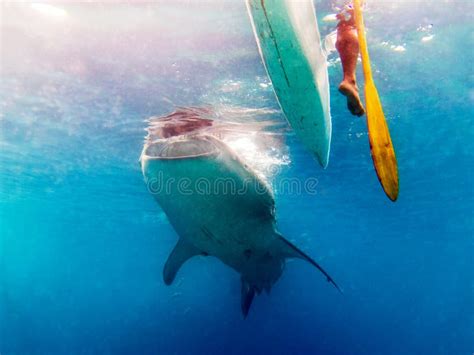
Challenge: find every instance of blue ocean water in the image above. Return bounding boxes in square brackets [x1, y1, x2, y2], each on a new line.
[1, 1, 473, 354]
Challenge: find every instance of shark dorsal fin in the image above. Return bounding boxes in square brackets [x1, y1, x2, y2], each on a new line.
[163, 238, 202, 285]
[277, 235, 342, 293]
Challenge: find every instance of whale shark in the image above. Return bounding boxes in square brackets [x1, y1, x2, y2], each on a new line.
[140, 107, 340, 317]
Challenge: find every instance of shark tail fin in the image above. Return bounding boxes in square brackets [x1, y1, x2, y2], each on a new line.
[241, 278, 255, 318]
[277, 235, 342, 294]
[163, 238, 202, 285]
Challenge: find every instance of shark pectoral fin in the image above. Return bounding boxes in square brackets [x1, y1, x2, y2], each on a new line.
[241, 278, 255, 318]
[277, 235, 343, 294]
[163, 238, 201, 285]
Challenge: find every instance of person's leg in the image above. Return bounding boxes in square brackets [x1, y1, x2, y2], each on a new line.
[336, 14, 365, 116]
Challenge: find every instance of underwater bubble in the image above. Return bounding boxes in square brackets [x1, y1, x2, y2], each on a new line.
[390, 45, 406, 52]
[421, 34, 434, 42]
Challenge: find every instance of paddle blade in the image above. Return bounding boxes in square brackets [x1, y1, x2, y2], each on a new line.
[353, 0, 399, 201]
[365, 80, 399, 201]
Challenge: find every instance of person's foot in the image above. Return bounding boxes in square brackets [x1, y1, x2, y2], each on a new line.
[339, 80, 365, 117]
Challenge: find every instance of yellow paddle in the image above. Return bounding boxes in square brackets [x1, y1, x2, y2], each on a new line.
[353, 0, 399, 201]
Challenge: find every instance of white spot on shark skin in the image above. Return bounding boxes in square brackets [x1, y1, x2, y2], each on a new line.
[421, 35, 434, 42]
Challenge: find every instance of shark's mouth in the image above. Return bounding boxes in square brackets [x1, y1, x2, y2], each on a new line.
[142, 107, 218, 160]
[141, 106, 290, 178]
[146, 107, 214, 141]
[143, 136, 218, 160]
